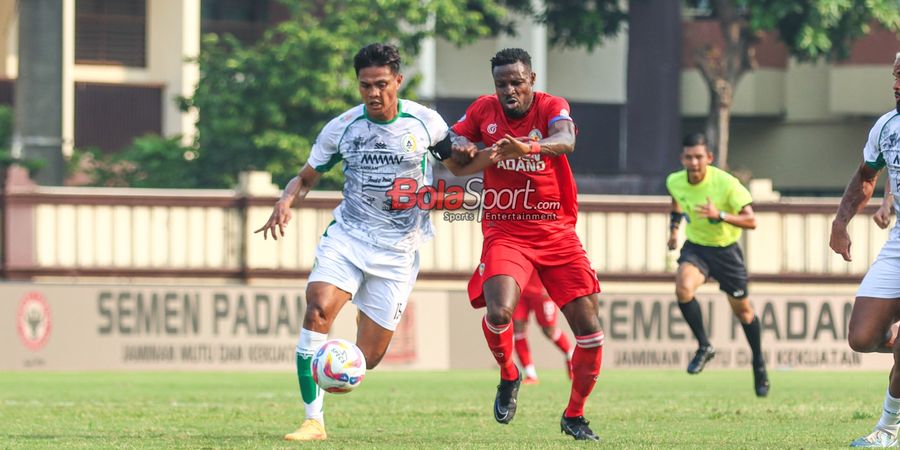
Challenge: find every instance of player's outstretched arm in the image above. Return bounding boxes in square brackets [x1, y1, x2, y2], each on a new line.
[433, 132, 493, 176]
[491, 120, 576, 162]
[830, 162, 880, 261]
[254, 164, 322, 241]
[873, 175, 894, 229]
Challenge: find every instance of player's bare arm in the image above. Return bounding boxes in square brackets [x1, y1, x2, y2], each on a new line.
[255, 164, 321, 240]
[668, 198, 683, 250]
[439, 131, 494, 176]
[830, 162, 880, 261]
[491, 120, 576, 162]
[874, 175, 894, 229]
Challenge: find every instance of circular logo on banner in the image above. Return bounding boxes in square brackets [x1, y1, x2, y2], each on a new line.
[17, 292, 51, 351]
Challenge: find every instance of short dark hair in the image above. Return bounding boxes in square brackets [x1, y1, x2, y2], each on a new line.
[353, 43, 401, 76]
[682, 132, 708, 148]
[491, 48, 532, 71]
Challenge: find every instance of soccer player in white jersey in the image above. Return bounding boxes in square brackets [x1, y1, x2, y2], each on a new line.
[830, 52, 900, 448]
[255, 43, 466, 442]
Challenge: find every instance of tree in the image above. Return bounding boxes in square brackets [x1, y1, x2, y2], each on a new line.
[182, 0, 528, 188]
[685, 0, 900, 169]
[182, 0, 631, 189]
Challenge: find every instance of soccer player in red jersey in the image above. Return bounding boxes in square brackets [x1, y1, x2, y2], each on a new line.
[446, 48, 604, 441]
[513, 271, 574, 384]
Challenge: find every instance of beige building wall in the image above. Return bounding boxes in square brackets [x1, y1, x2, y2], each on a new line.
[435, 38, 498, 99]
[727, 119, 873, 192]
[1, 0, 201, 152]
[682, 69, 786, 116]
[684, 57, 896, 192]
[830, 65, 898, 114]
[784, 60, 834, 122]
[0, 0, 15, 78]
[435, 29, 628, 104]
[546, 36, 628, 104]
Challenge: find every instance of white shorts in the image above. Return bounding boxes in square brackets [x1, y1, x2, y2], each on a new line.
[308, 222, 419, 331]
[858, 238, 900, 299]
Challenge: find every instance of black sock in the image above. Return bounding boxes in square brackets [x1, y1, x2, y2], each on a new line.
[741, 316, 764, 366]
[678, 299, 710, 349]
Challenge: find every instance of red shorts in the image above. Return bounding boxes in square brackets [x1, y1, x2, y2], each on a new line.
[468, 230, 600, 309]
[512, 271, 558, 327]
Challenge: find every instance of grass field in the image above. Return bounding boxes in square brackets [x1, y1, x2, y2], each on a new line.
[0, 369, 893, 448]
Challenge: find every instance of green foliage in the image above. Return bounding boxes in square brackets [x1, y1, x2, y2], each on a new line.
[76, 135, 200, 188]
[182, 0, 633, 189]
[184, 0, 521, 189]
[740, 0, 900, 61]
[535, 0, 628, 51]
[689, 0, 900, 62]
[0, 105, 44, 174]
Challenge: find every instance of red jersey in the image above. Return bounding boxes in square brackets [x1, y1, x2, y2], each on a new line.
[451, 92, 579, 241]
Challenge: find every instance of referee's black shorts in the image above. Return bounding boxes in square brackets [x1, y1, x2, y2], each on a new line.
[677, 240, 749, 299]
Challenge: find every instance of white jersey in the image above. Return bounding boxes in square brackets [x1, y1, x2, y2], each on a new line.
[863, 109, 900, 241]
[307, 99, 449, 252]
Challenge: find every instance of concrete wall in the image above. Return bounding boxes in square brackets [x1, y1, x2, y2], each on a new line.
[434, 33, 628, 104]
[726, 119, 874, 193]
[3, 178, 890, 279]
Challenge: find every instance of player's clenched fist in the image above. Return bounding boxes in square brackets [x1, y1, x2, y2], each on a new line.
[828, 222, 852, 262]
[255, 200, 293, 240]
[450, 135, 478, 165]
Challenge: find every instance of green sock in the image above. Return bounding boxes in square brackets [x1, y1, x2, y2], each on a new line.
[297, 353, 318, 404]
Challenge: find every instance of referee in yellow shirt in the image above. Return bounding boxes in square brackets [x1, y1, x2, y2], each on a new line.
[666, 132, 769, 397]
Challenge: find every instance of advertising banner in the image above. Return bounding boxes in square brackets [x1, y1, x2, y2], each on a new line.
[2, 283, 448, 371]
[2, 282, 891, 371]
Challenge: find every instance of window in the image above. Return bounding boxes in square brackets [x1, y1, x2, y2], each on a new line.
[74, 82, 162, 153]
[75, 0, 146, 67]
[201, 0, 272, 45]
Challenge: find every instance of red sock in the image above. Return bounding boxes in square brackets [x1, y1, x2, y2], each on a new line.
[514, 332, 533, 368]
[482, 316, 519, 381]
[565, 331, 604, 418]
[551, 328, 572, 356]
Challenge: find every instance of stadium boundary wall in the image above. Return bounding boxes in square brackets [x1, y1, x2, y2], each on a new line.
[0, 168, 892, 371]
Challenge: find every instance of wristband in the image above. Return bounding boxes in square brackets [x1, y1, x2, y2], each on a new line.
[718, 211, 726, 221]
[530, 141, 541, 154]
[669, 211, 683, 230]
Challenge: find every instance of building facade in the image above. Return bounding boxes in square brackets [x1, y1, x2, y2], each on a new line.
[0, 0, 897, 193]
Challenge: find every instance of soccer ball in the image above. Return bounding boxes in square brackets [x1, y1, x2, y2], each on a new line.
[312, 339, 367, 393]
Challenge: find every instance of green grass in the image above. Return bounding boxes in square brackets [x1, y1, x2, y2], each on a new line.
[0, 369, 892, 448]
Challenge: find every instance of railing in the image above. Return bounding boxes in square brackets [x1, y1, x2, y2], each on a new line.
[0, 168, 886, 282]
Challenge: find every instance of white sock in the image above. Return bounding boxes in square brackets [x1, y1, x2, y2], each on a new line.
[524, 364, 538, 379]
[876, 388, 900, 435]
[297, 328, 328, 424]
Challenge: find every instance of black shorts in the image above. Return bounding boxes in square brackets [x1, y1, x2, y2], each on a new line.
[677, 241, 749, 299]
